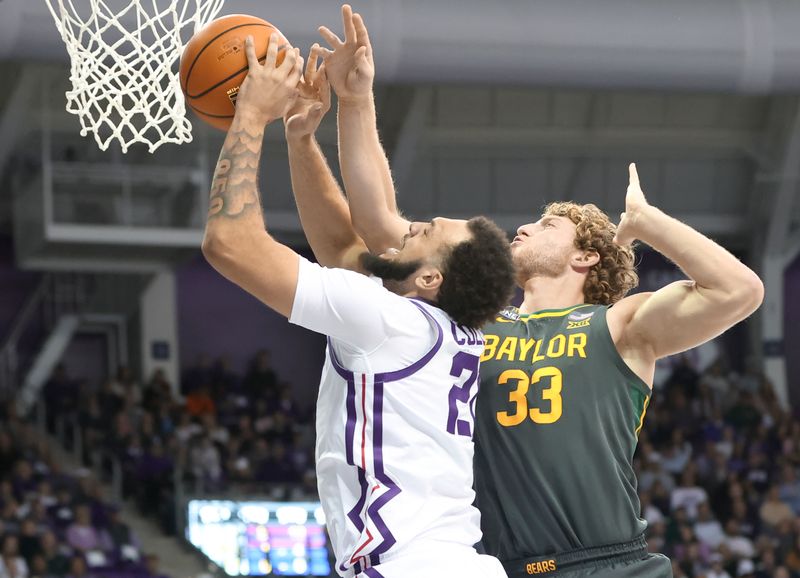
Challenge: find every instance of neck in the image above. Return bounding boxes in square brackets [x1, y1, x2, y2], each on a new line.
[518, 274, 586, 314]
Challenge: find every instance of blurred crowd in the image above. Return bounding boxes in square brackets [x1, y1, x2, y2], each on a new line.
[639, 356, 798, 578]
[0, 404, 165, 578]
[42, 350, 316, 534]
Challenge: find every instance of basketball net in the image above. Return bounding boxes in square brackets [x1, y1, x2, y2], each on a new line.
[45, 0, 225, 153]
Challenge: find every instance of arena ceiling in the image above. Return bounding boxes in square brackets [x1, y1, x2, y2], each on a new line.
[0, 0, 798, 268]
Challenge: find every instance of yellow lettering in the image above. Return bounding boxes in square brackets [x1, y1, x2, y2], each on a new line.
[568, 333, 587, 358]
[530, 366, 563, 425]
[548, 560, 557, 572]
[496, 336, 518, 361]
[518, 338, 536, 362]
[497, 370, 530, 427]
[546, 334, 566, 358]
[481, 335, 499, 362]
[532, 339, 546, 363]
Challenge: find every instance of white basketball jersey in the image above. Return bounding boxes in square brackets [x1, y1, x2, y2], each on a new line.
[289, 258, 485, 576]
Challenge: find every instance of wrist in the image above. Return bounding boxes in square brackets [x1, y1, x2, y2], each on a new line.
[233, 106, 274, 128]
[337, 93, 373, 108]
[286, 132, 315, 146]
[628, 204, 664, 242]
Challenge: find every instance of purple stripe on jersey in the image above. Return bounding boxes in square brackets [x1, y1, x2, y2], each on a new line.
[326, 337, 351, 379]
[325, 341, 358, 466]
[345, 374, 357, 466]
[365, 379, 401, 557]
[346, 467, 368, 533]
[374, 301, 443, 383]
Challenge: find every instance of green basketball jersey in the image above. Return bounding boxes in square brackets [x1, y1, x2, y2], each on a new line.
[474, 303, 650, 561]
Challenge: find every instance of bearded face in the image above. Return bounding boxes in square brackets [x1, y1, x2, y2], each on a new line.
[512, 240, 575, 282]
[360, 252, 423, 294]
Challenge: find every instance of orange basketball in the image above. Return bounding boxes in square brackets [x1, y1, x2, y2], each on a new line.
[180, 14, 291, 132]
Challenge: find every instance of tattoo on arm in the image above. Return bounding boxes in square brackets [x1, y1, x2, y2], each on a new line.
[208, 124, 265, 220]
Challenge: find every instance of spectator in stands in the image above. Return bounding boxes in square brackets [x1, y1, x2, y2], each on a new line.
[695, 501, 726, 550]
[26, 555, 46, 578]
[65, 505, 111, 555]
[779, 465, 800, 516]
[144, 554, 167, 578]
[142, 369, 173, 414]
[190, 436, 222, 490]
[0, 433, 19, 477]
[760, 485, 796, 530]
[672, 468, 710, 520]
[181, 353, 214, 396]
[0, 535, 29, 578]
[38, 531, 68, 577]
[105, 507, 139, 554]
[64, 556, 88, 578]
[706, 552, 732, 578]
[243, 350, 278, 401]
[723, 519, 756, 559]
[211, 355, 240, 400]
[185, 385, 215, 418]
[16, 520, 40, 567]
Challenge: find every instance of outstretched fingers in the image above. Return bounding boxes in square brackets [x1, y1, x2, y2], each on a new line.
[318, 25, 343, 49]
[305, 44, 321, 82]
[341, 4, 356, 45]
[353, 13, 373, 58]
[629, 163, 639, 187]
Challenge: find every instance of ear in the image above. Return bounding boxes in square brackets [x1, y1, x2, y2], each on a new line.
[571, 250, 600, 270]
[413, 265, 443, 293]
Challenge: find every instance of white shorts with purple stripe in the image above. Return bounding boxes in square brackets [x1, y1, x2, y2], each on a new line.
[353, 542, 508, 578]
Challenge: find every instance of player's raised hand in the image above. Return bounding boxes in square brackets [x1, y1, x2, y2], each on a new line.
[613, 163, 651, 246]
[317, 4, 374, 103]
[285, 45, 332, 140]
[237, 34, 303, 126]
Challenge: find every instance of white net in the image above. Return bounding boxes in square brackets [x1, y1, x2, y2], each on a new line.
[45, 0, 225, 153]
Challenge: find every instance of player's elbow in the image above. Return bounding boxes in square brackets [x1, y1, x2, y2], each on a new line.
[730, 269, 765, 317]
[202, 231, 238, 267]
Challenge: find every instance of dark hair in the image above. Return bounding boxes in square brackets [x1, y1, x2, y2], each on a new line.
[437, 217, 515, 329]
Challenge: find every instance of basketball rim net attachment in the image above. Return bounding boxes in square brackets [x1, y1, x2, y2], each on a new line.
[45, 0, 225, 153]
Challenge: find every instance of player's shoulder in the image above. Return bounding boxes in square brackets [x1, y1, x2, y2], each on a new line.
[492, 306, 521, 324]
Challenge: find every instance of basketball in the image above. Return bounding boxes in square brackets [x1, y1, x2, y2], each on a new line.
[180, 14, 291, 132]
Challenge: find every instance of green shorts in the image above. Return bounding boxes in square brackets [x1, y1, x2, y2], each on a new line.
[501, 535, 672, 578]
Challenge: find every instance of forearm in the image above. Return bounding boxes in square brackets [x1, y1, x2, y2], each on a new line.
[337, 96, 407, 252]
[634, 206, 762, 300]
[286, 134, 365, 268]
[202, 110, 299, 318]
[204, 110, 269, 248]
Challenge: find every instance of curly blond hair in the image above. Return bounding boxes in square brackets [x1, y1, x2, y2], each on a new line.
[544, 202, 638, 305]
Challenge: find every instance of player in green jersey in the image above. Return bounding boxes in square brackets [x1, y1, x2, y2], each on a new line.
[311, 6, 765, 577]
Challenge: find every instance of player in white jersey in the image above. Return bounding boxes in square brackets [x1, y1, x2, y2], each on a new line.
[201, 33, 514, 578]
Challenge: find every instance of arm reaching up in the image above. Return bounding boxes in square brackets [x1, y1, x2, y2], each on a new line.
[284, 46, 368, 271]
[609, 163, 764, 384]
[201, 34, 304, 317]
[318, 4, 409, 253]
